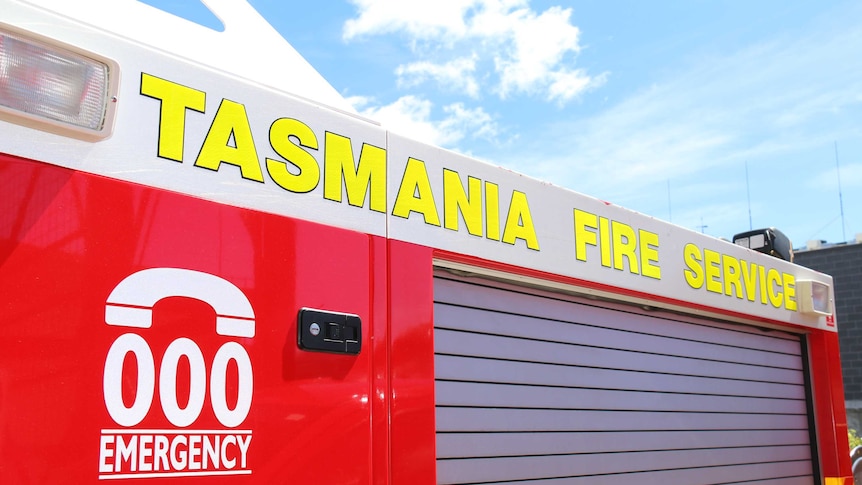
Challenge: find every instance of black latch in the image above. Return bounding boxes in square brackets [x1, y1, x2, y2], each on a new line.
[298, 308, 362, 355]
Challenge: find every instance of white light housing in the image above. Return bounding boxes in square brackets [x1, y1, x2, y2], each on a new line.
[797, 280, 833, 316]
[0, 26, 117, 140]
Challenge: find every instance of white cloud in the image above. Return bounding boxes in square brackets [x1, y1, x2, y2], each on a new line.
[396, 56, 480, 98]
[490, 5, 582, 98]
[440, 102, 498, 140]
[352, 95, 440, 143]
[343, 0, 601, 103]
[343, 0, 476, 41]
[481, 3, 862, 242]
[516, 14, 862, 204]
[350, 95, 498, 147]
[546, 69, 607, 105]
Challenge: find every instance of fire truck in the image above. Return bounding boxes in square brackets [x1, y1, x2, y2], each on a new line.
[0, 0, 853, 483]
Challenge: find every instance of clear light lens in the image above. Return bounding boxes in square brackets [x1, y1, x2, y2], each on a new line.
[810, 281, 830, 314]
[0, 29, 108, 131]
[749, 234, 765, 249]
[734, 234, 767, 249]
[797, 279, 832, 316]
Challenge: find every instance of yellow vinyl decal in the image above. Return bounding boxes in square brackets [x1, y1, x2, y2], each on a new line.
[443, 169, 483, 237]
[139, 73, 206, 162]
[323, 131, 386, 212]
[683, 243, 797, 311]
[392, 157, 441, 226]
[195, 99, 264, 182]
[266, 118, 320, 193]
[140, 73, 540, 250]
[573, 208, 660, 279]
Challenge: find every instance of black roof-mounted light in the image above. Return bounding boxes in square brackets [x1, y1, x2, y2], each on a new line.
[732, 228, 793, 262]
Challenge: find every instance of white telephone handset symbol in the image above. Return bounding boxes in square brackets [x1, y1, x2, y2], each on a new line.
[105, 267, 255, 338]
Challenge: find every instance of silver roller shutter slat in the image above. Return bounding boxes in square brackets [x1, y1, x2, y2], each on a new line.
[434, 275, 815, 485]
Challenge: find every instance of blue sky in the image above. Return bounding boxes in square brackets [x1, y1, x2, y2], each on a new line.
[145, 0, 861, 249]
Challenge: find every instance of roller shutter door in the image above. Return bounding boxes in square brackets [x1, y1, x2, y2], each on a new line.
[434, 274, 816, 485]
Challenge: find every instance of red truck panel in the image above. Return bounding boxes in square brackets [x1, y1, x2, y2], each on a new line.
[0, 155, 395, 483]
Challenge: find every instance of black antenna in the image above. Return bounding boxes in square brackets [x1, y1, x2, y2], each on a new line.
[697, 217, 708, 234]
[835, 141, 847, 242]
[745, 161, 752, 230]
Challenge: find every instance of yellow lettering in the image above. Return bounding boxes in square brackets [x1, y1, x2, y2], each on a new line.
[266, 118, 319, 193]
[722, 254, 742, 298]
[611, 221, 638, 273]
[484, 182, 500, 241]
[683, 244, 704, 289]
[703, 249, 722, 294]
[783, 273, 797, 311]
[443, 170, 482, 236]
[740, 261, 758, 302]
[639, 229, 661, 279]
[392, 158, 440, 226]
[767, 268, 783, 308]
[323, 132, 386, 212]
[576, 211, 659, 277]
[599, 217, 611, 268]
[140, 73, 206, 162]
[502, 191, 539, 250]
[682, 245, 795, 311]
[195, 99, 263, 182]
[574, 209, 598, 262]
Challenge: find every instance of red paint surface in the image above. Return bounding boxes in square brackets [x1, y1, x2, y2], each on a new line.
[389, 241, 436, 485]
[809, 329, 852, 482]
[0, 155, 378, 483]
